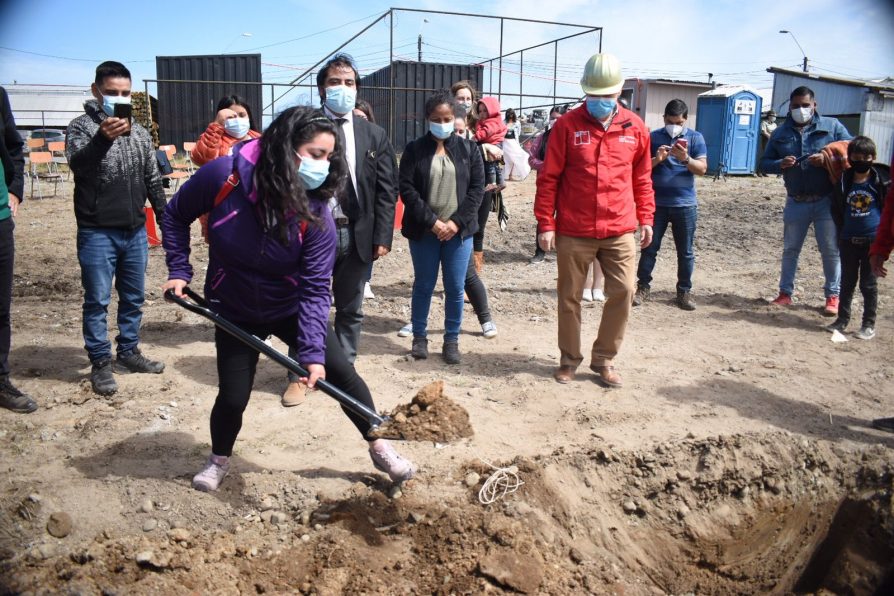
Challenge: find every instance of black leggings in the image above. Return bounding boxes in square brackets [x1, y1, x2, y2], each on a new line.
[210, 318, 376, 457]
[463, 190, 493, 324]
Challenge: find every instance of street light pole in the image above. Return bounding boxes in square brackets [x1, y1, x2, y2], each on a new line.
[418, 19, 429, 62]
[779, 30, 808, 72]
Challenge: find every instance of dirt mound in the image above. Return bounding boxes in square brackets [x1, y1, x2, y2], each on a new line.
[371, 380, 474, 442]
[3, 433, 891, 594]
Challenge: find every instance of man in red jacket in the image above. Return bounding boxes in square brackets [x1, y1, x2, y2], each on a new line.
[534, 53, 655, 388]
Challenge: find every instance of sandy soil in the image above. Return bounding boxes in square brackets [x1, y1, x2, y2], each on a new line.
[1, 173, 892, 594]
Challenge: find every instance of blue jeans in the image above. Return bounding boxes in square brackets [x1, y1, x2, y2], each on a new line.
[779, 196, 840, 297]
[636, 205, 698, 292]
[409, 232, 473, 342]
[77, 227, 149, 362]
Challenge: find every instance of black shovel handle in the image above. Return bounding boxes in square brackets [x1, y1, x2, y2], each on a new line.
[164, 288, 387, 430]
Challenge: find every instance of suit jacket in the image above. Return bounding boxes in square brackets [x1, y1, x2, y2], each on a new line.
[343, 115, 398, 264]
[0, 86, 25, 201]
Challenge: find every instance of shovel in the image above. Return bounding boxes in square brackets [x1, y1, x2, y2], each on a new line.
[164, 288, 394, 436]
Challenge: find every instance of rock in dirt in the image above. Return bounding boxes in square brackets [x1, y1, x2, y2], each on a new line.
[168, 528, 191, 543]
[139, 498, 154, 513]
[46, 512, 73, 538]
[465, 472, 481, 487]
[622, 500, 637, 514]
[369, 380, 474, 442]
[142, 518, 158, 532]
[479, 551, 544, 593]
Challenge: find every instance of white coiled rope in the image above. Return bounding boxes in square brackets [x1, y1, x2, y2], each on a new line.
[477, 459, 524, 505]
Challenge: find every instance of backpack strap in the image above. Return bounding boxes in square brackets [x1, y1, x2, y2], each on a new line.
[213, 172, 240, 208]
[208, 170, 309, 239]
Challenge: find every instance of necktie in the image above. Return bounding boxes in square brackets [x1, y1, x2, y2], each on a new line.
[333, 117, 359, 216]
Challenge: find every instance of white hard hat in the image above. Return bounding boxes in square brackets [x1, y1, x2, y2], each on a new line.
[580, 53, 624, 96]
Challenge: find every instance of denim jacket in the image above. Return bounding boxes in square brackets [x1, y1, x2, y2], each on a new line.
[760, 113, 852, 197]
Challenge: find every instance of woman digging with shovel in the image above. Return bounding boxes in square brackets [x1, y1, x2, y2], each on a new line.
[161, 106, 415, 491]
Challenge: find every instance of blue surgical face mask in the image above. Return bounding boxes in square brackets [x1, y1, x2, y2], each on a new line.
[101, 94, 131, 116]
[297, 155, 331, 190]
[586, 97, 616, 120]
[224, 117, 250, 139]
[323, 85, 357, 115]
[428, 120, 454, 140]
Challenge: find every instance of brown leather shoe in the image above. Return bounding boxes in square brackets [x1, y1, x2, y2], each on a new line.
[590, 365, 623, 388]
[553, 366, 576, 384]
[281, 381, 307, 407]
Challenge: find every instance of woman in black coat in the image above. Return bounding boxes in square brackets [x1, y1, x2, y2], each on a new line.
[399, 90, 485, 364]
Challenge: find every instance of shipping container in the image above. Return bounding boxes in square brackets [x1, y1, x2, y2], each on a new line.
[156, 54, 263, 152]
[360, 61, 484, 152]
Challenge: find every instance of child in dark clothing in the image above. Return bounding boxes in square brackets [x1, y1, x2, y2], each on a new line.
[828, 135, 888, 340]
[474, 96, 508, 191]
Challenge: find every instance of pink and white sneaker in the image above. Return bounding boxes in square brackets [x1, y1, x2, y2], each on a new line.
[368, 440, 416, 483]
[192, 454, 230, 492]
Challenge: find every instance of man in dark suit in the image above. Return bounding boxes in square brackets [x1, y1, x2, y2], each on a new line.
[283, 53, 398, 405]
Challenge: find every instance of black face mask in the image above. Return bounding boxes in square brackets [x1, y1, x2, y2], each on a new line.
[851, 160, 872, 174]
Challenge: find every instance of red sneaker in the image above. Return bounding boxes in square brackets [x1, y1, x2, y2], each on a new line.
[771, 292, 793, 306]
[824, 295, 839, 316]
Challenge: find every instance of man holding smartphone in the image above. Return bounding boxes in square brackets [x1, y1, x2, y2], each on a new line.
[633, 99, 708, 311]
[66, 61, 167, 396]
[760, 86, 851, 315]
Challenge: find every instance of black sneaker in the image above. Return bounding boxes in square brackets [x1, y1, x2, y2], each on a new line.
[825, 319, 848, 333]
[632, 285, 650, 306]
[91, 359, 118, 396]
[411, 337, 428, 360]
[443, 341, 460, 365]
[115, 348, 165, 374]
[0, 377, 38, 413]
[529, 250, 545, 264]
[676, 291, 696, 311]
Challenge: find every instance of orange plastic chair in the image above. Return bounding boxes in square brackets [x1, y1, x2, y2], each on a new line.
[26, 138, 45, 151]
[28, 152, 63, 198]
[159, 145, 189, 191]
[183, 141, 197, 174]
[47, 141, 70, 180]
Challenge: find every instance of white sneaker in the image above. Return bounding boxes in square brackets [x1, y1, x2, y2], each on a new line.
[397, 322, 413, 337]
[591, 288, 606, 301]
[854, 326, 876, 340]
[368, 440, 416, 483]
[192, 454, 230, 492]
[481, 320, 497, 339]
[363, 282, 375, 300]
[582, 289, 593, 302]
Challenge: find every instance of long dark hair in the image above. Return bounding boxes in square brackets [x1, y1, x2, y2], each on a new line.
[216, 95, 256, 131]
[254, 106, 347, 244]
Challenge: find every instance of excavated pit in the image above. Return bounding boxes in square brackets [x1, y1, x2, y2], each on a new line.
[2, 433, 891, 594]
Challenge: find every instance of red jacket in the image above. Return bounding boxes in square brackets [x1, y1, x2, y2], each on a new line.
[474, 97, 507, 144]
[870, 183, 894, 260]
[191, 122, 261, 166]
[534, 104, 655, 238]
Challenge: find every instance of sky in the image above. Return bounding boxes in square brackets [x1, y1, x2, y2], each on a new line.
[1, 0, 893, 117]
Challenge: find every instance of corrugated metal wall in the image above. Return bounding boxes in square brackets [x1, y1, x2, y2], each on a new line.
[770, 73, 865, 116]
[156, 54, 263, 152]
[861, 94, 894, 166]
[361, 61, 484, 152]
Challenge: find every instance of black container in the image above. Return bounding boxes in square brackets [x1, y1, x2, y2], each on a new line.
[155, 54, 263, 152]
[360, 61, 484, 152]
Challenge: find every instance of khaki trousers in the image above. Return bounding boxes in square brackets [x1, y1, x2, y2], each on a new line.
[555, 233, 636, 369]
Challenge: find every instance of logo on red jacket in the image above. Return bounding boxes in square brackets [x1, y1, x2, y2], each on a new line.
[574, 131, 591, 145]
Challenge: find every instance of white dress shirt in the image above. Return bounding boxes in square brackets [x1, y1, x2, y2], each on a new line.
[324, 105, 358, 219]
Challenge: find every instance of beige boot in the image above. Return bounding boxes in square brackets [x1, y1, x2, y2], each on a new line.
[473, 251, 484, 274]
[281, 381, 307, 407]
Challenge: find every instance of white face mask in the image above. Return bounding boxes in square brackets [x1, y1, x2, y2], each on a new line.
[665, 124, 683, 138]
[791, 106, 813, 124]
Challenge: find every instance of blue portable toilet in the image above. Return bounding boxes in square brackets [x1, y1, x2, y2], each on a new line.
[696, 86, 762, 176]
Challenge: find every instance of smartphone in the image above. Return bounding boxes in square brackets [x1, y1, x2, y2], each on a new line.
[674, 138, 688, 149]
[114, 103, 132, 136]
[794, 154, 811, 165]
